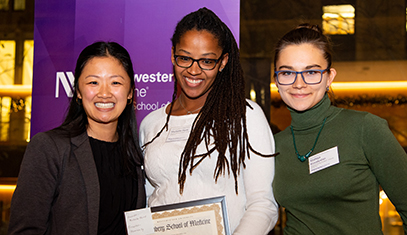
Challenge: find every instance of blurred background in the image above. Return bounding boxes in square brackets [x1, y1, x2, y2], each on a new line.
[0, 0, 406, 234]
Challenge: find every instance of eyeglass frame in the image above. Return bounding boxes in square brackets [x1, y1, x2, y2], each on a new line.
[173, 54, 224, 71]
[274, 68, 330, 85]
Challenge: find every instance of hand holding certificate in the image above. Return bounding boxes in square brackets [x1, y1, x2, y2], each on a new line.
[125, 196, 231, 235]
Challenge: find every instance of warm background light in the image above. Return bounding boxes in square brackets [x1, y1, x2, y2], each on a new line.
[0, 85, 32, 98]
[270, 81, 407, 96]
[331, 81, 407, 95]
[0, 185, 16, 191]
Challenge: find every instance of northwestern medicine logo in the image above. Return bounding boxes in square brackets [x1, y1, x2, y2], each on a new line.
[55, 71, 174, 98]
[56, 71, 173, 111]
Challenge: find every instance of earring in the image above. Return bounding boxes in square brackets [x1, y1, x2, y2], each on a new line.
[326, 87, 330, 92]
[127, 99, 133, 105]
[76, 98, 82, 105]
[219, 68, 223, 72]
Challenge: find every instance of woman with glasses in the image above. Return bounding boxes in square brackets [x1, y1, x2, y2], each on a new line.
[272, 24, 407, 234]
[139, 7, 279, 234]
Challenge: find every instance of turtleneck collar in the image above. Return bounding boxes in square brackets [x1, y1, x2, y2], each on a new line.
[288, 93, 334, 130]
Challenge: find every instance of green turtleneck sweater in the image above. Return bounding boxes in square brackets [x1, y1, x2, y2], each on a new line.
[273, 94, 407, 235]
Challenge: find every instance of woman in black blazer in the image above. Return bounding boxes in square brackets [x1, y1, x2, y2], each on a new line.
[8, 41, 146, 235]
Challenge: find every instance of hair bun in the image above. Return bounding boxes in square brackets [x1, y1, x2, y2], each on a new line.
[296, 23, 323, 34]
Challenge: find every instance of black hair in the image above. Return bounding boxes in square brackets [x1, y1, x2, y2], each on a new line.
[58, 41, 143, 174]
[144, 8, 275, 194]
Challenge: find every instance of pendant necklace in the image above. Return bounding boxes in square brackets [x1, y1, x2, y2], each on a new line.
[179, 96, 203, 115]
[290, 117, 327, 162]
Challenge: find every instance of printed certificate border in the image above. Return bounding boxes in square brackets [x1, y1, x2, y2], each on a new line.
[150, 196, 231, 235]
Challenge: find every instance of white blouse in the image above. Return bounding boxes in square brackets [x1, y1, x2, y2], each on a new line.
[139, 99, 278, 234]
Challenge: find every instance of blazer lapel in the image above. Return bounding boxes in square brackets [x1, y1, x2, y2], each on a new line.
[72, 132, 100, 235]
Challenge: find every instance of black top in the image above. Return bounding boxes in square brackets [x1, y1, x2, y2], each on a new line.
[89, 137, 138, 235]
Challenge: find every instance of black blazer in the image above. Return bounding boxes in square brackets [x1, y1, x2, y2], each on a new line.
[8, 130, 146, 235]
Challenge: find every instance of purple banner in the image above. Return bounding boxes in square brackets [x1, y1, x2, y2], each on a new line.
[32, 0, 239, 136]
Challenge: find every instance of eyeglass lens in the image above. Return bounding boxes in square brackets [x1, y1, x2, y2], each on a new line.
[175, 56, 217, 70]
[277, 70, 323, 85]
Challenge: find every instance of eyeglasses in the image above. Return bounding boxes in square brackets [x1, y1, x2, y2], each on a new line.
[173, 55, 222, 70]
[274, 68, 329, 85]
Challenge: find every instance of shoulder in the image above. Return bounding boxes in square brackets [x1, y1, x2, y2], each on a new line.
[245, 99, 267, 118]
[29, 128, 87, 154]
[337, 108, 387, 127]
[139, 105, 168, 140]
[246, 99, 261, 110]
[140, 105, 167, 130]
[244, 99, 273, 133]
[22, 130, 73, 167]
[30, 129, 68, 146]
[244, 99, 274, 137]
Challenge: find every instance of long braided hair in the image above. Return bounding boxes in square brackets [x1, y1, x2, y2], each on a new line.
[144, 8, 274, 194]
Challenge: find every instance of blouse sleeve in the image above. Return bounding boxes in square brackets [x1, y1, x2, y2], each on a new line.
[233, 101, 279, 234]
[362, 113, 407, 233]
[8, 132, 63, 234]
[138, 114, 156, 200]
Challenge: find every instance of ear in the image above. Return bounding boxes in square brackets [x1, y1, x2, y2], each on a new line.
[171, 47, 175, 66]
[327, 68, 336, 87]
[77, 90, 82, 99]
[219, 53, 229, 72]
[128, 88, 134, 100]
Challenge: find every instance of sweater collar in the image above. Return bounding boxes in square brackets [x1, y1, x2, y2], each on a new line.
[288, 93, 333, 130]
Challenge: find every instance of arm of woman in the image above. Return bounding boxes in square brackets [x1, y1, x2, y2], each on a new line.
[233, 101, 279, 235]
[362, 113, 407, 232]
[138, 115, 157, 202]
[8, 132, 64, 234]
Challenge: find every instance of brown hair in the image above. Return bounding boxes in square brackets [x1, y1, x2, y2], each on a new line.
[274, 24, 334, 71]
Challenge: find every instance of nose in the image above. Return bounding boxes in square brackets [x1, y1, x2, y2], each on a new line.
[292, 73, 307, 89]
[187, 60, 202, 75]
[98, 83, 112, 98]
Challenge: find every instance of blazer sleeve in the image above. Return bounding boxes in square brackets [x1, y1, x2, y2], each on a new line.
[8, 132, 66, 234]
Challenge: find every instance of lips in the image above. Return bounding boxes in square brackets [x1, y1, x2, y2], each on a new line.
[95, 102, 114, 108]
[185, 76, 203, 85]
[291, 93, 309, 98]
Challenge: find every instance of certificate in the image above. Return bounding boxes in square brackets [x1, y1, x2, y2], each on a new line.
[150, 196, 231, 235]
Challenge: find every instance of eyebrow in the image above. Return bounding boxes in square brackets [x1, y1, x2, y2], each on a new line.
[277, 64, 322, 70]
[85, 75, 125, 80]
[177, 49, 218, 58]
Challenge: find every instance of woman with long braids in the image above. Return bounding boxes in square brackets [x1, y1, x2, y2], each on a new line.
[139, 8, 278, 234]
[272, 24, 407, 234]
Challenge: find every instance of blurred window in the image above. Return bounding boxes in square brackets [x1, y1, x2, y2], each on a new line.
[14, 0, 25, 10]
[323, 4, 355, 35]
[23, 40, 33, 85]
[0, 41, 16, 85]
[0, 0, 9, 10]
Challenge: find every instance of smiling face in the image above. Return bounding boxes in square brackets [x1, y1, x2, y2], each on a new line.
[275, 43, 336, 111]
[171, 29, 228, 102]
[77, 56, 132, 132]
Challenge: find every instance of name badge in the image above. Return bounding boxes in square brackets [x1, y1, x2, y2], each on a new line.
[166, 126, 191, 142]
[309, 146, 339, 174]
[124, 207, 154, 235]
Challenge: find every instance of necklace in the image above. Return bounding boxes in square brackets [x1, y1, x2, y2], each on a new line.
[290, 117, 327, 162]
[179, 96, 203, 115]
